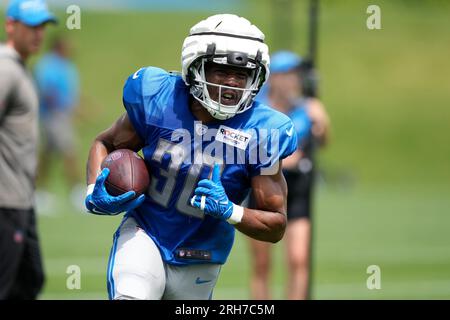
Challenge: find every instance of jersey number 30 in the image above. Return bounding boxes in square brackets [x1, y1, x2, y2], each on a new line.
[147, 138, 219, 218]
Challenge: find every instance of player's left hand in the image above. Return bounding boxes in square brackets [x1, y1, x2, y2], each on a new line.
[190, 164, 234, 221]
[85, 168, 145, 215]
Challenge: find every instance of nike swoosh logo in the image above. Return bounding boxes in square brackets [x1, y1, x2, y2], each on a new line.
[132, 68, 144, 79]
[286, 126, 294, 137]
[195, 277, 212, 284]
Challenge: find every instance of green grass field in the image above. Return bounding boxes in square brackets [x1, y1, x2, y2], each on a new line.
[37, 183, 450, 300]
[2, 0, 450, 299]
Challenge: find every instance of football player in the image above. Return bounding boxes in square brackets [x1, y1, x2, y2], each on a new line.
[85, 14, 297, 300]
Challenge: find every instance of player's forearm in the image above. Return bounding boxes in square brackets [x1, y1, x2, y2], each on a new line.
[235, 208, 286, 243]
[86, 114, 144, 185]
[239, 167, 288, 242]
[86, 139, 111, 185]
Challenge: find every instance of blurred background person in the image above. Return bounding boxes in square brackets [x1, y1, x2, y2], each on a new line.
[34, 35, 83, 212]
[248, 50, 330, 300]
[0, 0, 56, 299]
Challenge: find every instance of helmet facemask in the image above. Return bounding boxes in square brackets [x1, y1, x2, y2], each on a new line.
[181, 14, 271, 119]
[188, 50, 265, 120]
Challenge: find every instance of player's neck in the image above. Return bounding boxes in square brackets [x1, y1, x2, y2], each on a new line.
[189, 99, 216, 124]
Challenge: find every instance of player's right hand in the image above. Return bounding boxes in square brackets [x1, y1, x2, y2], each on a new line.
[85, 168, 145, 215]
[190, 164, 244, 225]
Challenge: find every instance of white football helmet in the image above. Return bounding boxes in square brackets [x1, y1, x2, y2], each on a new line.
[181, 14, 270, 120]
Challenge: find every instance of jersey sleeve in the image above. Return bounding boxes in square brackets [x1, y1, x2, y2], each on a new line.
[248, 120, 298, 177]
[122, 67, 168, 142]
[122, 68, 146, 140]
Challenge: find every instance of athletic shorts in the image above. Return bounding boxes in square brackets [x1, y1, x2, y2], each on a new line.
[284, 170, 314, 220]
[107, 217, 222, 300]
[0, 207, 45, 299]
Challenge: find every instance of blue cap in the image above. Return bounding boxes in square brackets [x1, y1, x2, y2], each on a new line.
[6, 0, 57, 27]
[270, 51, 302, 73]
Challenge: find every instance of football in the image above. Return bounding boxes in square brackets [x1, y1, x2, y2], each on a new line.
[100, 149, 150, 197]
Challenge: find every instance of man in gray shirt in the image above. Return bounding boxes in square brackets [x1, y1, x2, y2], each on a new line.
[0, 0, 56, 299]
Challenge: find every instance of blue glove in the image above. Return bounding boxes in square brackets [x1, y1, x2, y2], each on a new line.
[85, 168, 145, 215]
[190, 164, 234, 221]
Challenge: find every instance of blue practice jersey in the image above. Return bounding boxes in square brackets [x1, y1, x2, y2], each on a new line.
[255, 84, 312, 148]
[122, 67, 297, 266]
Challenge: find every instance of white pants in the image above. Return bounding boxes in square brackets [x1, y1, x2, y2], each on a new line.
[107, 217, 221, 300]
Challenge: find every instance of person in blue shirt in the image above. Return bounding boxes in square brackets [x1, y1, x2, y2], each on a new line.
[248, 51, 330, 300]
[84, 14, 298, 300]
[34, 36, 81, 208]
